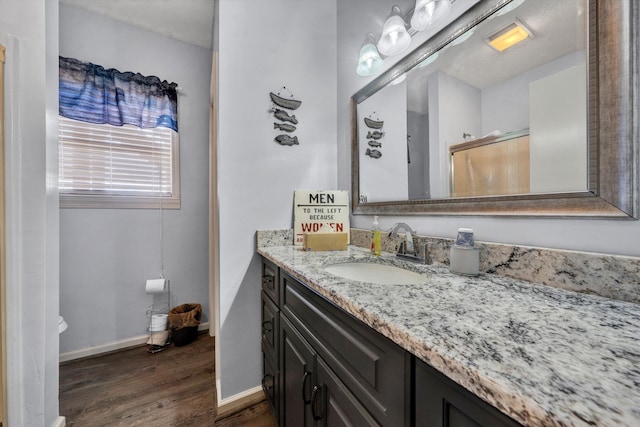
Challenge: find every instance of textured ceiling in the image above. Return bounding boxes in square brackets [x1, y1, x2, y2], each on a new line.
[59, 0, 215, 49]
[407, 0, 586, 111]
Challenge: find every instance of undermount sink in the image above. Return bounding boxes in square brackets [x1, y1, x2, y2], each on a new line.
[324, 262, 428, 285]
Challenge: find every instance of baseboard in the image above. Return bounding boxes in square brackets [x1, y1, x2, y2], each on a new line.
[60, 322, 210, 362]
[216, 385, 265, 420]
[51, 416, 66, 427]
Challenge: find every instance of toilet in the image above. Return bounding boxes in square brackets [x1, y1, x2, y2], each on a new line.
[58, 316, 68, 334]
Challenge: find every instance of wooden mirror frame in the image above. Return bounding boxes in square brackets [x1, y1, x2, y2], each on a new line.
[351, 0, 638, 218]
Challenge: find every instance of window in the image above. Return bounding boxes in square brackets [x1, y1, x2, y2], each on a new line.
[59, 116, 180, 209]
[58, 56, 180, 209]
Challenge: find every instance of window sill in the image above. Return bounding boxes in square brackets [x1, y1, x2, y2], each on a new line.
[60, 194, 180, 209]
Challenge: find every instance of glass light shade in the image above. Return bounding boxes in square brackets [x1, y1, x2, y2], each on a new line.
[410, 0, 452, 32]
[377, 6, 411, 56]
[356, 33, 384, 76]
[390, 73, 407, 85]
[495, 0, 526, 17]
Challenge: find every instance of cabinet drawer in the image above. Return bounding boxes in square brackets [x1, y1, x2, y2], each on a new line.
[262, 258, 279, 305]
[281, 271, 408, 427]
[262, 291, 279, 360]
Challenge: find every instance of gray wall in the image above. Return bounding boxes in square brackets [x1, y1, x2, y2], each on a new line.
[59, 4, 211, 354]
[338, 0, 640, 257]
[407, 111, 429, 199]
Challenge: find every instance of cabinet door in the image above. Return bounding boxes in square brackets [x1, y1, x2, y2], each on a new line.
[281, 316, 316, 427]
[415, 358, 522, 427]
[313, 357, 380, 427]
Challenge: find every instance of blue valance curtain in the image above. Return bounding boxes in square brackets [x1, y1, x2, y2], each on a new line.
[59, 56, 178, 132]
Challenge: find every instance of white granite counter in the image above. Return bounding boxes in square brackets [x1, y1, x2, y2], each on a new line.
[257, 244, 640, 427]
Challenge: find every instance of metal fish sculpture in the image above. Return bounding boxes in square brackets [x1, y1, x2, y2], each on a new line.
[274, 122, 297, 133]
[365, 148, 382, 159]
[270, 92, 302, 110]
[272, 108, 299, 125]
[367, 130, 384, 140]
[275, 135, 299, 146]
[364, 117, 384, 129]
[367, 140, 382, 148]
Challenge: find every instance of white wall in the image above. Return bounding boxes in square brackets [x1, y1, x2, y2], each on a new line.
[529, 64, 587, 193]
[58, 4, 211, 354]
[338, 0, 640, 258]
[359, 80, 408, 202]
[481, 50, 585, 136]
[1, 0, 61, 425]
[217, 0, 338, 400]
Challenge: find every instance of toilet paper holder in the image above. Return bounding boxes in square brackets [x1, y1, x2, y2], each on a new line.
[146, 278, 171, 353]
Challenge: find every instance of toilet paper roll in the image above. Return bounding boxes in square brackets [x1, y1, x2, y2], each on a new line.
[147, 330, 169, 346]
[150, 314, 168, 331]
[145, 279, 167, 294]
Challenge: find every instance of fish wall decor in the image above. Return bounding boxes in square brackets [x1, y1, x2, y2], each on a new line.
[271, 87, 302, 146]
[365, 148, 382, 159]
[275, 135, 299, 146]
[367, 130, 385, 140]
[272, 108, 298, 125]
[274, 122, 296, 132]
[270, 91, 302, 110]
[364, 117, 384, 129]
[270, 86, 302, 110]
[363, 112, 384, 158]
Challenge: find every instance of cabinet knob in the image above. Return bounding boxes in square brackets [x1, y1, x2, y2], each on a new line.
[262, 374, 274, 391]
[262, 320, 273, 335]
[262, 274, 274, 287]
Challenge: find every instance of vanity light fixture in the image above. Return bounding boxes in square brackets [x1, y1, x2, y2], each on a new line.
[377, 5, 411, 56]
[410, 0, 452, 32]
[356, 33, 384, 76]
[487, 20, 532, 52]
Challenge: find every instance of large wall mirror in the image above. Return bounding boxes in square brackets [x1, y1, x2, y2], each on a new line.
[351, 0, 638, 217]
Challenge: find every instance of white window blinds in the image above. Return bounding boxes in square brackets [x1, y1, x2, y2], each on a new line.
[59, 116, 180, 209]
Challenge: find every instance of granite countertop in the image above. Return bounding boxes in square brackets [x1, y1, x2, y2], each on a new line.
[257, 245, 640, 427]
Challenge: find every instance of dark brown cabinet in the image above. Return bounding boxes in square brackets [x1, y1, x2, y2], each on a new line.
[414, 351, 522, 427]
[261, 257, 522, 427]
[280, 314, 381, 427]
[314, 356, 381, 427]
[280, 270, 409, 427]
[261, 259, 281, 419]
[281, 316, 315, 426]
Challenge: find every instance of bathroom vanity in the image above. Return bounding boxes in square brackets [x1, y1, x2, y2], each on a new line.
[258, 243, 640, 427]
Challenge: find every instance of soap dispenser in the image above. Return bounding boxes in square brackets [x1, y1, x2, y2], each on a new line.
[371, 216, 381, 256]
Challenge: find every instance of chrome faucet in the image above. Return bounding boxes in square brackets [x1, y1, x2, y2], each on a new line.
[388, 223, 431, 264]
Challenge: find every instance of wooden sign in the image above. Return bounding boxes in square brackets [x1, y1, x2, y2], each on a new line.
[293, 190, 350, 246]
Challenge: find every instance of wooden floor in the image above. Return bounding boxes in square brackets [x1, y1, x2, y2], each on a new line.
[59, 333, 277, 426]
